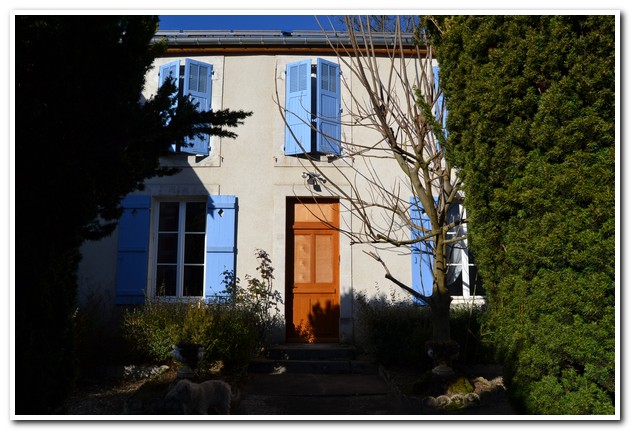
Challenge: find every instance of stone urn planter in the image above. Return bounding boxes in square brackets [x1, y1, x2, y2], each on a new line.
[426, 340, 460, 376]
[172, 342, 204, 379]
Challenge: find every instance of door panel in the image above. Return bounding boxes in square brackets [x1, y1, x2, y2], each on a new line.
[293, 233, 312, 284]
[315, 234, 334, 283]
[287, 199, 340, 342]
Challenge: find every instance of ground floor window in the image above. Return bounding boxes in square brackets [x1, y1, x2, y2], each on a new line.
[155, 200, 207, 298]
[445, 204, 486, 300]
[412, 200, 485, 304]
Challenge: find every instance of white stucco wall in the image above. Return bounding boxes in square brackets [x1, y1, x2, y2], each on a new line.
[77, 50, 428, 342]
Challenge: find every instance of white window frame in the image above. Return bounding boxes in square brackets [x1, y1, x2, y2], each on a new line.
[150, 197, 208, 300]
[447, 204, 487, 307]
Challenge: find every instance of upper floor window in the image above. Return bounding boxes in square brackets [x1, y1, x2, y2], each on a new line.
[159, 59, 213, 156]
[284, 58, 342, 157]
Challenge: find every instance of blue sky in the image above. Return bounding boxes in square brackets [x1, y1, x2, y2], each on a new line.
[158, 15, 343, 31]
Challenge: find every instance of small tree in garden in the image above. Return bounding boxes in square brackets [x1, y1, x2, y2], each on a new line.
[276, 15, 465, 369]
[220, 249, 284, 346]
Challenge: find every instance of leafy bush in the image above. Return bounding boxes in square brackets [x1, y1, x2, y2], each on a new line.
[354, 291, 492, 369]
[121, 249, 283, 370]
[121, 300, 190, 364]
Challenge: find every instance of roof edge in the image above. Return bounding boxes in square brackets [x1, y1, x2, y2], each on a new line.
[152, 30, 419, 48]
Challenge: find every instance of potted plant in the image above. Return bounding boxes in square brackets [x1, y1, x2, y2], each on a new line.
[172, 342, 205, 380]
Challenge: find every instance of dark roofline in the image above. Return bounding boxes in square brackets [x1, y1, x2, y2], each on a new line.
[152, 30, 424, 56]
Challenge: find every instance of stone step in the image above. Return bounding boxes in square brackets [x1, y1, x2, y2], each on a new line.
[265, 343, 356, 361]
[248, 343, 379, 375]
[248, 357, 379, 375]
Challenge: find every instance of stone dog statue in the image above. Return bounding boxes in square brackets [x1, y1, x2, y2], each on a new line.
[164, 379, 233, 415]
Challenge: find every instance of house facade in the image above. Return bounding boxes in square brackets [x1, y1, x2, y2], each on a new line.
[77, 30, 485, 344]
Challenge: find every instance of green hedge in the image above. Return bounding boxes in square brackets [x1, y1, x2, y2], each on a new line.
[428, 15, 616, 415]
[354, 292, 493, 369]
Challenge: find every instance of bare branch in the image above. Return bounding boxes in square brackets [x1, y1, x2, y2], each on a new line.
[363, 250, 430, 303]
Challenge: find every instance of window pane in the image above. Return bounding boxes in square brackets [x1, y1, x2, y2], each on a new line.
[447, 271, 463, 296]
[468, 265, 486, 296]
[185, 202, 206, 232]
[159, 202, 179, 231]
[157, 233, 178, 263]
[183, 266, 204, 297]
[184, 233, 205, 264]
[156, 265, 177, 296]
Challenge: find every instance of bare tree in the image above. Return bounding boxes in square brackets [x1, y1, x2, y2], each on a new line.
[276, 16, 465, 372]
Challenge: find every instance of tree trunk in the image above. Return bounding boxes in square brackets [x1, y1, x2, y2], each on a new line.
[431, 233, 453, 342]
[427, 235, 458, 375]
[430, 290, 452, 342]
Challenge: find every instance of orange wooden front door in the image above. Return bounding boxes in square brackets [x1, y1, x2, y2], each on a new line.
[286, 198, 340, 343]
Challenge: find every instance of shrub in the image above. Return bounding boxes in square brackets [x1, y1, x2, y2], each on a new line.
[354, 290, 492, 369]
[121, 249, 283, 370]
[219, 249, 283, 346]
[121, 300, 190, 364]
[121, 296, 264, 370]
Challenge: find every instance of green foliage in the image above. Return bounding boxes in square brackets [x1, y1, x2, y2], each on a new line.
[121, 299, 262, 370]
[430, 15, 615, 414]
[219, 249, 284, 346]
[15, 15, 251, 413]
[122, 300, 189, 363]
[354, 291, 492, 368]
[121, 250, 282, 370]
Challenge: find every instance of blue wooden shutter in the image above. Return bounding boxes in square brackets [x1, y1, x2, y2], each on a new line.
[410, 197, 433, 302]
[159, 61, 180, 152]
[183, 59, 213, 156]
[205, 195, 238, 299]
[159, 60, 180, 90]
[115, 195, 152, 304]
[316, 58, 342, 155]
[285, 59, 313, 155]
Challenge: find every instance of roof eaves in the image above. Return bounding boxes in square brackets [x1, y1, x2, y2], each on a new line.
[151, 30, 418, 49]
